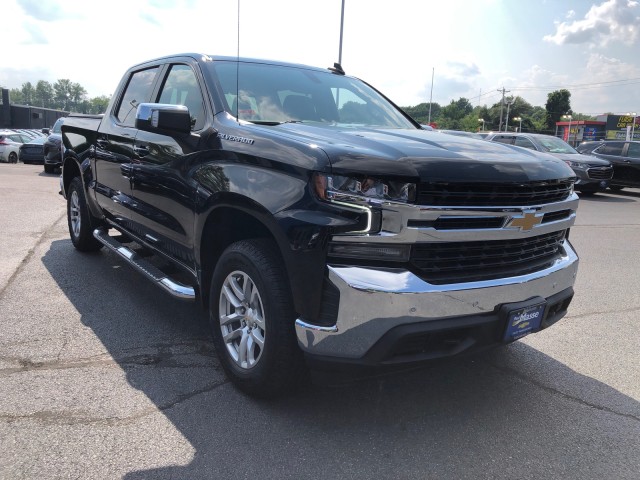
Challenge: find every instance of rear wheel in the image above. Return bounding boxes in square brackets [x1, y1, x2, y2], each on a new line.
[8, 152, 17, 164]
[209, 239, 303, 398]
[67, 177, 103, 252]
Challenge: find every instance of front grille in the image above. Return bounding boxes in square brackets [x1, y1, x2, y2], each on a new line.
[410, 230, 567, 284]
[417, 180, 573, 206]
[587, 167, 613, 180]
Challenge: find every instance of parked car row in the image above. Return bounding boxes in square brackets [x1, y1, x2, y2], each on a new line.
[576, 140, 640, 191]
[484, 132, 615, 194]
[0, 121, 65, 172]
[432, 128, 639, 194]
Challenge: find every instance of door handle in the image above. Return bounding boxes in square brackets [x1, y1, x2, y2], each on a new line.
[133, 145, 150, 157]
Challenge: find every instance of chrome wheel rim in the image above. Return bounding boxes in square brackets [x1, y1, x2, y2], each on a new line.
[219, 270, 265, 369]
[70, 191, 81, 238]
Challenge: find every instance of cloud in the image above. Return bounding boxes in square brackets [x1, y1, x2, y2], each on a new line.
[16, 0, 69, 21]
[21, 21, 48, 44]
[140, 12, 161, 26]
[446, 62, 481, 77]
[544, 0, 640, 46]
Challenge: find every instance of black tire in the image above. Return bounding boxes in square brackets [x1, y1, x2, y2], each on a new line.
[209, 239, 303, 398]
[609, 186, 624, 191]
[67, 177, 103, 252]
[8, 152, 18, 164]
[44, 164, 55, 174]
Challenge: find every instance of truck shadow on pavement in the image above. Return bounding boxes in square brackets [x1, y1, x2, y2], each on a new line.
[42, 239, 640, 480]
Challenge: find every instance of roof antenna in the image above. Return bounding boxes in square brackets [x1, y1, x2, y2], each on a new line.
[329, 0, 346, 75]
[236, 0, 240, 123]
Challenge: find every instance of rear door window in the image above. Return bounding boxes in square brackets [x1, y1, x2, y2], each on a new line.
[492, 135, 516, 145]
[597, 143, 624, 156]
[514, 137, 535, 149]
[627, 142, 640, 158]
[115, 67, 160, 127]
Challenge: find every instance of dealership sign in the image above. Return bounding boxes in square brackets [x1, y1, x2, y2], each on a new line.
[605, 115, 640, 140]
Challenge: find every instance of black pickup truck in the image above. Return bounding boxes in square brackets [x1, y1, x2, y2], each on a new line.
[60, 53, 579, 397]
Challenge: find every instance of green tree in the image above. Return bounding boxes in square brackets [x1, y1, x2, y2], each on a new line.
[402, 102, 441, 124]
[69, 82, 88, 111]
[53, 79, 73, 110]
[21, 82, 35, 105]
[438, 97, 473, 129]
[34, 80, 54, 108]
[87, 95, 111, 114]
[545, 89, 572, 131]
[9, 88, 24, 104]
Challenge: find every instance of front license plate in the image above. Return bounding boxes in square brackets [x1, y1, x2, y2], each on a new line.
[503, 303, 545, 341]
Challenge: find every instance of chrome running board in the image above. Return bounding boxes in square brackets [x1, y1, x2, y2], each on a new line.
[93, 228, 196, 301]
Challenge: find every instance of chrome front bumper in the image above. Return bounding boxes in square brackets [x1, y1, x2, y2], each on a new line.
[295, 239, 579, 359]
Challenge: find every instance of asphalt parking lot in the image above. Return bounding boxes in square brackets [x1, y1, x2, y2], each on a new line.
[1, 163, 639, 480]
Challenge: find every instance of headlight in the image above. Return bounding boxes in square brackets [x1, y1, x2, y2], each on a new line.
[313, 173, 416, 204]
[563, 160, 589, 169]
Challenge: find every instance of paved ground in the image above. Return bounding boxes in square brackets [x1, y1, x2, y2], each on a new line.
[1, 163, 639, 480]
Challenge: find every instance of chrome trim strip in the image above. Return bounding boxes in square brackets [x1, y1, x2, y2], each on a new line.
[295, 319, 338, 333]
[332, 193, 579, 244]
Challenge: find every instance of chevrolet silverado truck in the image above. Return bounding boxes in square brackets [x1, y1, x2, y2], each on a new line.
[60, 54, 579, 397]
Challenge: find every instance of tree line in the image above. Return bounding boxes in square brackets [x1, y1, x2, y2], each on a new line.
[2, 80, 111, 115]
[402, 89, 594, 134]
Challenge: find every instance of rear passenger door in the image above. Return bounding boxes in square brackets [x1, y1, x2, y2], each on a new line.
[620, 142, 640, 187]
[129, 62, 209, 267]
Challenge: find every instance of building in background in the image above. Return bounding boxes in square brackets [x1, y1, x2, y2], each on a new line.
[1, 88, 67, 131]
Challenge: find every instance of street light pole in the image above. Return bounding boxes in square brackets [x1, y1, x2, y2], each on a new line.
[562, 114, 573, 146]
[504, 100, 513, 132]
[628, 112, 637, 141]
[513, 116, 522, 132]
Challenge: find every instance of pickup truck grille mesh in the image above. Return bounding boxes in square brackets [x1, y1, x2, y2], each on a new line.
[410, 230, 567, 284]
[416, 180, 573, 206]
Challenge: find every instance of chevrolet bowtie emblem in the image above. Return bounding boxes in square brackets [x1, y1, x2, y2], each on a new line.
[508, 211, 543, 231]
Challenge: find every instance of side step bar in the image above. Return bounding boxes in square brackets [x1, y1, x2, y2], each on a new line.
[93, 228, 196, 301]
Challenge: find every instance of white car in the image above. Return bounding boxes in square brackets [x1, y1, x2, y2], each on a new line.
[0, 130, 30, 163]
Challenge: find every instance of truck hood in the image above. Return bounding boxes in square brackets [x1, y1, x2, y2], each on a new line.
[274, 124, 575, 183]
[547, 151, 611, 166]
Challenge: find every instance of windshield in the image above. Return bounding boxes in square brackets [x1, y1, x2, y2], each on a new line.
[537, 136, 578, 154]
[52, 118, 64, 134]
[210, 61, 415, 129]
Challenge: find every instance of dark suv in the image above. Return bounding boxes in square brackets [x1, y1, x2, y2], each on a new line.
[576, 141, 640, 191]
[43, 117, 65, 173]
[485, 132, 613, 194]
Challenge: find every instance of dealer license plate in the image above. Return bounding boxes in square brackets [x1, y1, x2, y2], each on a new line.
[503, 303, 546, 342]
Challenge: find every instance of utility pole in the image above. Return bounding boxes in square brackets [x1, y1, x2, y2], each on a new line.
[428, 67, 434, 124]
[504, 100, 513, 132]
[497, 87, 510, 132]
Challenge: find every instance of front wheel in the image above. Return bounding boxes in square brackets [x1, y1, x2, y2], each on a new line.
[609, 186, 624, 192]
[209, 239, 303, 398]
[44, 164, 55, 174]
[67, 177, 103, 252]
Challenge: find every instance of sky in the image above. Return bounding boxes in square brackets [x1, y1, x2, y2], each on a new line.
[1, 0, 639, 116]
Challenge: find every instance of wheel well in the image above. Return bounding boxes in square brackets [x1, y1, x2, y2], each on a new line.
[199, 207, 278, 308]
[61, 158, 81, 195]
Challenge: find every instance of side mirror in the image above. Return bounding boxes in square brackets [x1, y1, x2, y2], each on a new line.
[135, 103, 191, 135]
[42, 128, 50, 134]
